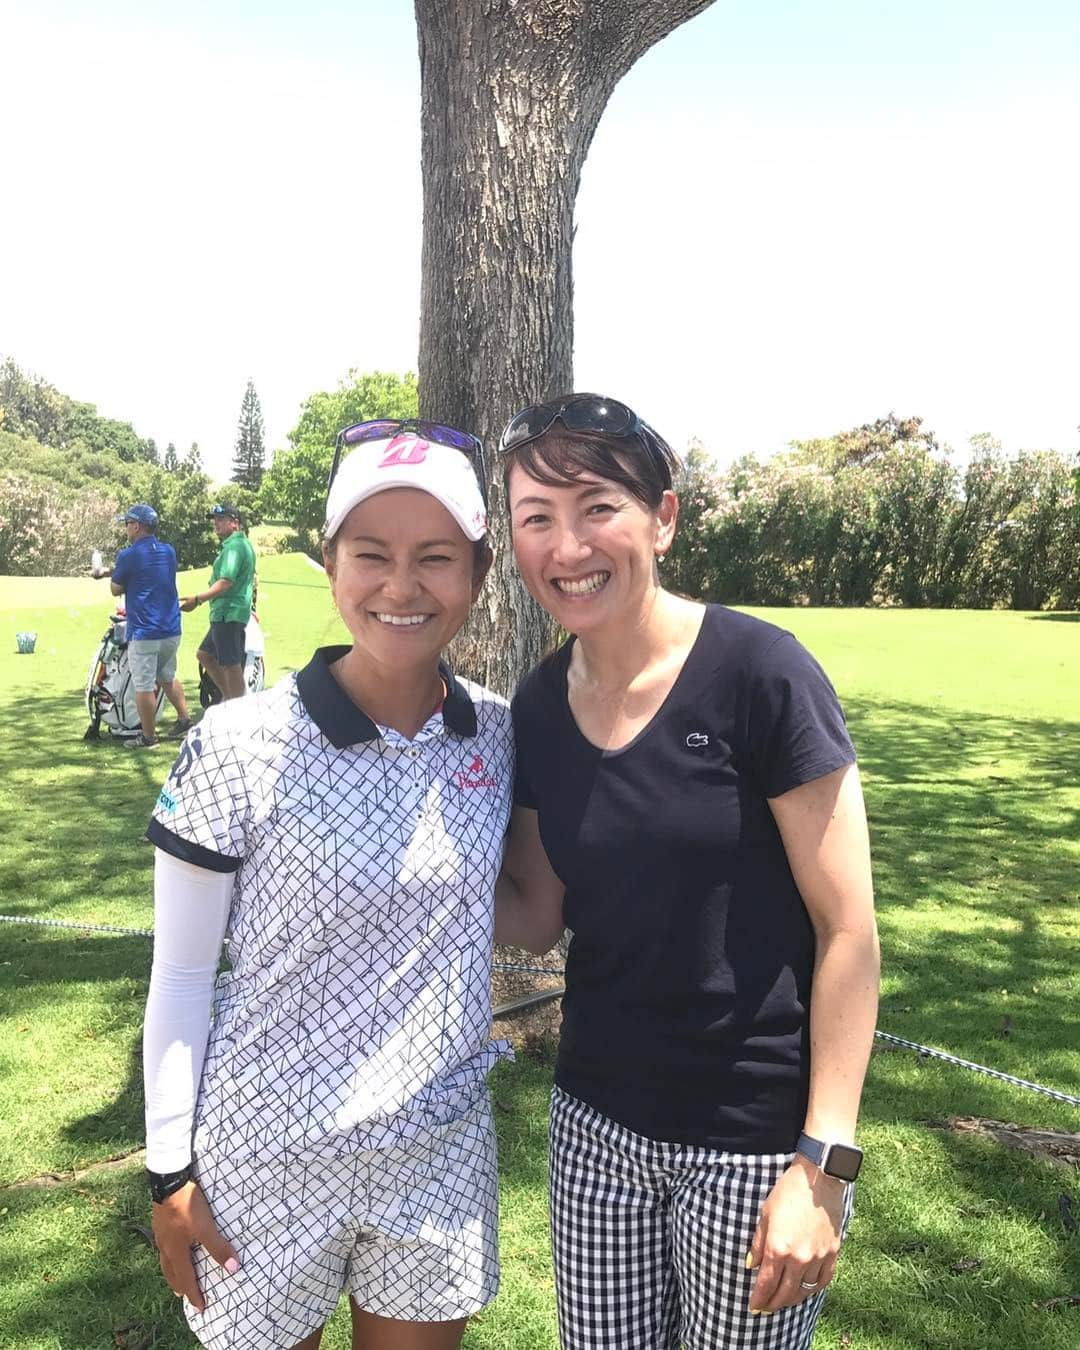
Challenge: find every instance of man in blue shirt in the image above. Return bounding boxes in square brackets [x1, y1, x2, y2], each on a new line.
[94, 504, 192, 749]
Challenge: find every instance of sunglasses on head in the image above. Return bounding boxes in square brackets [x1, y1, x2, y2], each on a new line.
[498, 395, 673, 489]
[327, 418, 488, 507]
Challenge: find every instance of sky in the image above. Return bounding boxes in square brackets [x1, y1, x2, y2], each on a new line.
[2, 0, 1078, 482]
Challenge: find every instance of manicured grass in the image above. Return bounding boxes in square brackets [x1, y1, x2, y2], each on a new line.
[0, 584, 1077, 1348]
[0, 1055, 558, 1350]
[0, 555, 347, 1185]
[751, 607, 1080, 1350]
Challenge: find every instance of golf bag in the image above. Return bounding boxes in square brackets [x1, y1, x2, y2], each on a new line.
[197, 609, 266, 707]
[84, 610, 165, 740]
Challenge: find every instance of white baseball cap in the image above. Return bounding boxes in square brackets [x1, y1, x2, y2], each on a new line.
[324, 433, 488, 542]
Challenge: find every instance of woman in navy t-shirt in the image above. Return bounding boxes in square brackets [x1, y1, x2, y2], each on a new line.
[495, 394, 879, 1350]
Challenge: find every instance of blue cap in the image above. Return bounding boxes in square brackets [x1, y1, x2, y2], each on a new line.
[120, 503, 159, 528]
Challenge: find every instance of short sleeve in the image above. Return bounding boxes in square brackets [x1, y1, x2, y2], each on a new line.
[146, 713, 248, 872]
[111, 545, 133, 589]
[746, 634, 856, 799]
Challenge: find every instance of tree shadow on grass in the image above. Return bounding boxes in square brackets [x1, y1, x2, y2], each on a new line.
[846, 696, 1078, 1033]
[0, 1059, 558, 1350]
[1025, 613, 1080, 622]
[4, 687, 1077, 1346]
[0, 1165, 193, 1350]
[0, 686, 166, 927]
[0, 926, 150, 1181]
[3, 1053, 1075, 1350]
[0, 684, 166, 1178]
[827, 1105, 1080, 1350]
[830, 695, 1080, 1345]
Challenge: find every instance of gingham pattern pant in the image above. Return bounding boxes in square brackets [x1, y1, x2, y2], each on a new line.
[550, 1087, 852, 1350]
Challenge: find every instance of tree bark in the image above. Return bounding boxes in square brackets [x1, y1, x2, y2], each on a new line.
[414, 0, 716, 695]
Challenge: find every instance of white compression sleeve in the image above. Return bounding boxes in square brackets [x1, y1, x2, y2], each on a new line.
[143, 848, 233, 1172]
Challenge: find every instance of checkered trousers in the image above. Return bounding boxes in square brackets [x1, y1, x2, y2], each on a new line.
[549, 1088, 853, 1350]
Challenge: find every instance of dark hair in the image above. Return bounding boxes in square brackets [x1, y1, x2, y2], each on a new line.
[500, 401, 681, 510]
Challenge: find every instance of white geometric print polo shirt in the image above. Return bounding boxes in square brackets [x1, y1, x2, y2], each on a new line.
[147, 646, 514, 1162]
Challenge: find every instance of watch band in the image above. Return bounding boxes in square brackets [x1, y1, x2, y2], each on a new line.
[147, 1163, 195, 1204]
[796, 1132, 827, 1168]
[795, 1132, 863, 1182]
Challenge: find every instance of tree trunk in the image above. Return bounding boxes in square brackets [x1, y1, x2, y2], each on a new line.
[414, 0, 716, 696]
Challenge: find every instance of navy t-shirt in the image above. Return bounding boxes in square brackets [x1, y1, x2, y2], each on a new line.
[512, 605, 857, 1151]
[112, 535, 181, 640]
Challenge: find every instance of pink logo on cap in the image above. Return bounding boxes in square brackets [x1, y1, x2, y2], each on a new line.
[378, 436, 430, 468]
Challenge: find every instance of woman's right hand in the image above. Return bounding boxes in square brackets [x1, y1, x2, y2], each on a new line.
[150, 1181, 240, 1313]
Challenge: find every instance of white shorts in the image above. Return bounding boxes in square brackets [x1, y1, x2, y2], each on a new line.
[128, 636, 180, 692]
[185, 1098, 499, 1350]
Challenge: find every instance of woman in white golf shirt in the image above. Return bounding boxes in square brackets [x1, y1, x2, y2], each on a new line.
[143, 421, 513, 1350]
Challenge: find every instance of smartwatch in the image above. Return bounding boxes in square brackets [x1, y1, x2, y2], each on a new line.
[795, 1132, 863, 1183]
[147, 1163, 195, 1204]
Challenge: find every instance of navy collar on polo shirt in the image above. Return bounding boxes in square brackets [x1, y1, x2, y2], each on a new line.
[296, 645, 477, 748]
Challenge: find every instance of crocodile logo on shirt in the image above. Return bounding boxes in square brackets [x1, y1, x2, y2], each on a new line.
[685, 731, 710, 748]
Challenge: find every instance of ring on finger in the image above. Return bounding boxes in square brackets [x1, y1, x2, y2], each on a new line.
[799, 1279, 820, 1291]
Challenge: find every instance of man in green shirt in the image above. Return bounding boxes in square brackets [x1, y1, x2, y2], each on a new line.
[180, 504, 256, 700]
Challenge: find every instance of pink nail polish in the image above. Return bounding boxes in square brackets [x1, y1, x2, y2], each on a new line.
[224, 1257, 240, 1275]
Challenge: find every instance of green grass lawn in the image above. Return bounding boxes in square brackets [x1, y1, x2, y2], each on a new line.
[0, 576, 1077, 1349]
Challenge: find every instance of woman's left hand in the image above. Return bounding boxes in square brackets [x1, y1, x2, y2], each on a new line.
[746, 1155, 846, 1313]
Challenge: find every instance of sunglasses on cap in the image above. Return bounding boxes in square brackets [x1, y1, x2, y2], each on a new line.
[499, 394, 673, 490]
[328, 419, 488, 508]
